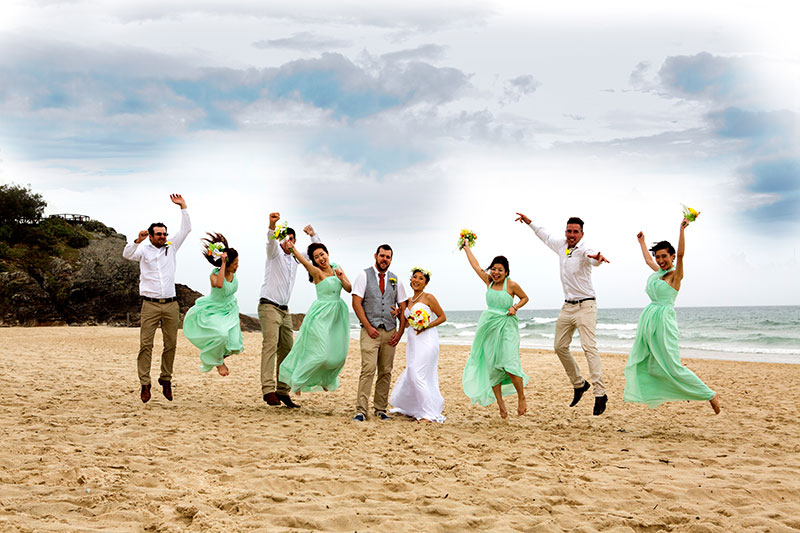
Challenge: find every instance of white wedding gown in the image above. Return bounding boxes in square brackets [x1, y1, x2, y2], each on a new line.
[389, 303, 445, 423]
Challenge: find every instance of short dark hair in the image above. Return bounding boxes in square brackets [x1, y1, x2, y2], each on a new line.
[148, 222, 167, 235]
[307, 242, 329, 282]
[649, 240, 675, 256]
[285, 227, 296, 239]
[485, 255, 510, 276]
[566, 217, 584, 230]
[201, 232, 239, 267]
[375, 244, 393, 255]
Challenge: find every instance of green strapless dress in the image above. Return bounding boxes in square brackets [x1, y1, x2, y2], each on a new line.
[624, 268, 715, 408]
[462, 278, 530, 406]
[183, 268, 244, 372]
[279, 271, 350, 393]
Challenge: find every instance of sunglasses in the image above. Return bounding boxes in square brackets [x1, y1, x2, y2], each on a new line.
[153, 232, 168, 236]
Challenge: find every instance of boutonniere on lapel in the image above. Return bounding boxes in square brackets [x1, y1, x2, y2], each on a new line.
[389, 277, 397, 288]
[565, 247, 574, 257]
[164, 241, 173, 254]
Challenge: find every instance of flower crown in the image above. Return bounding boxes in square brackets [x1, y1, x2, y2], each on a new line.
[411, 266, 432, 278]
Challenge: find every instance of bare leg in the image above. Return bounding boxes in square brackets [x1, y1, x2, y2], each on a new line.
[492, 383, 508, 419]
[709, 393, 720, 414]
[508, 373, 527, 416]
[216, 363, 229, 377]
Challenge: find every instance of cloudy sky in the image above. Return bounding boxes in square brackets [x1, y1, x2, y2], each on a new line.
[1, 0, 798, 313]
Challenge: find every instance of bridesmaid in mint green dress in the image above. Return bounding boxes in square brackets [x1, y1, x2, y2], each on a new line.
[624, 219, 720, 414]
[461, 245, 530, 419]
[279, 242, 352, 393]
[183, 233, 243, 376]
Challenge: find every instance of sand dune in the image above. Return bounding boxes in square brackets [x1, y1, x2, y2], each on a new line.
[1, 326, 798, 532]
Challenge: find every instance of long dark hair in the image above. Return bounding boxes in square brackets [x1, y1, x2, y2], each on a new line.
[201, 232, 238, 267]
[307, 242, 329, 282]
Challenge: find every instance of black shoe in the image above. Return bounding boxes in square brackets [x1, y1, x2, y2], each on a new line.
[375, 411, 392, 421]
[157, 378, 173, 401]
[140, 384, 151, 403]
[263, 392, 280, 405]
[352, 413, 366, 422]
[570, 380, 591, 407]
[593, 394, 608, 416]
[276, 393, 301, 408]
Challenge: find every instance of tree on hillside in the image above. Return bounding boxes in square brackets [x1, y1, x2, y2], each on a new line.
[0, 183, 47, 225]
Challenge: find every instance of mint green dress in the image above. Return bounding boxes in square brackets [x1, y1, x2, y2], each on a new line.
[183, 269, 243, 372]
[279, 270, 349, 393]
[462, 278, 530, 406]
[624, 268, 715, 408]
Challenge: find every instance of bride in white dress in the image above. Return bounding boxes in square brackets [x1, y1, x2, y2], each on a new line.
[389, 268, 447, 422]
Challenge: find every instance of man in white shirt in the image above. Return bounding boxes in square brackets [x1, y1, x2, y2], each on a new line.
[516, 213, 610, 415]
[258, 211, 320, 408]
[351, 244, 408, 421]
[123, 194, 191, 404]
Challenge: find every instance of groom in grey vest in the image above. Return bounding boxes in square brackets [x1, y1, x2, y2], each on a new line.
[351, 244, 408, 421]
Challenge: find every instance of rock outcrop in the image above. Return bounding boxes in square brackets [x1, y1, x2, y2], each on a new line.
[0, 232, 276, 331]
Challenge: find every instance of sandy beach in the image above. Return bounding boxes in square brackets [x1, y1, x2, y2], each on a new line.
[1, 326, 799, 532]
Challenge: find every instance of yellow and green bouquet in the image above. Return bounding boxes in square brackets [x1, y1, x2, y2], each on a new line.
[458, 229, 477, 250]
[681, 204, 700, 222]
[269, 221, 289, 241]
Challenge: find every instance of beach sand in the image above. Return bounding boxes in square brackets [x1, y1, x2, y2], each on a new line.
[1, 327, 798, 532]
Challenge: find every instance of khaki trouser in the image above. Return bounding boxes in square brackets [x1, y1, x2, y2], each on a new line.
[554, 300, 606, 396]
[258, 303, 293, 395]
[138, 300, 179, 386]
[356, 327, 396, 416]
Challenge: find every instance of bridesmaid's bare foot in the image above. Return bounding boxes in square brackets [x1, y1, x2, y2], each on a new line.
[498, 399, 508, 419]
[216, 363, 229, 377]
[517, 396, 527, 416]
[709, 394, 720, 414]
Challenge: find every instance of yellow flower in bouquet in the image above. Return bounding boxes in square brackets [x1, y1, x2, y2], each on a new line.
[458, 229, 477, 250]
[269, 221, 289, 241]
[408, 308, 431, 332]
[681, 204, 700, 222]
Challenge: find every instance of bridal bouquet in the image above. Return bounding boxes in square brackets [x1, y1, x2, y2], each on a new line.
[206, 242, 225, 259]
[458, 229, 477, 250]
[407, 308, 431, 332]
[681, 204, 700, 222]
[269, 221, 289, 241]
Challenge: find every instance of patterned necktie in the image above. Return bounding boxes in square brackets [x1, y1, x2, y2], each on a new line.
[379, 272, 385, 294]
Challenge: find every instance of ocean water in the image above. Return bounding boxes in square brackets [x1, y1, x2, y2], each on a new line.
[347, 306, 800, 364]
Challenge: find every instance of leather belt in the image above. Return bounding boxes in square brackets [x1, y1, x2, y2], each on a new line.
[142, 296, 177, 304]
[565, 297, 595, 305]
[260, 298, 289, 311]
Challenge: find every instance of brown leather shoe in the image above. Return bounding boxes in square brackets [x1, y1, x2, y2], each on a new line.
[140, 384, 151, 403]
[157, 378, 173, 401]
[263, 392, 280, 405]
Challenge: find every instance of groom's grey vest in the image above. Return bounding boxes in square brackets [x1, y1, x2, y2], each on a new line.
[363, 267, 398, 330]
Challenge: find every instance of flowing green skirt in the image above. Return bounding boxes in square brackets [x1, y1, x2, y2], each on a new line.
[462, 310, 529, 406]
[624, 303, 715, 408]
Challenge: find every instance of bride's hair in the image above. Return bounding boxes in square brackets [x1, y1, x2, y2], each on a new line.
[411, 268, 430, 283]
[201, 232, 239, 267]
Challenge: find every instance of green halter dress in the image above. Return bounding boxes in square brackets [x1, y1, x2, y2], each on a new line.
[624, 268, 715, 408]
[462, 278, 530, 406]
[279, 267, 350, 393]
[183, 268, 244, 372]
